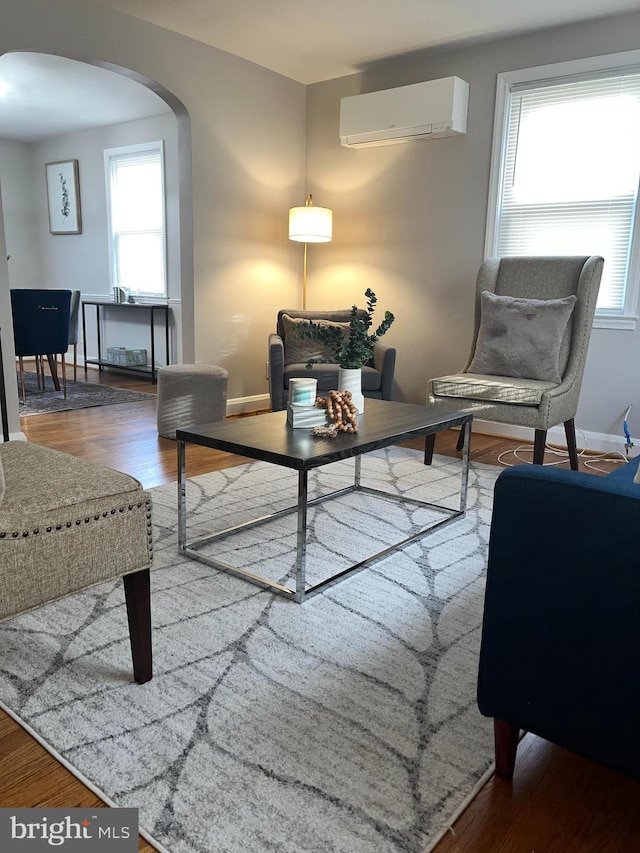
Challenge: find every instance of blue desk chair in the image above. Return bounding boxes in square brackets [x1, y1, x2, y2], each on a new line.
[10, 289, 72, 403]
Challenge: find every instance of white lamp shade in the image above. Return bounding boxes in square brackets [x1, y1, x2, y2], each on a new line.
[289, 204, 333, 243]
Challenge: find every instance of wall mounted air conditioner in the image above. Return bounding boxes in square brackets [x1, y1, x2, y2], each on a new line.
[339, 76, 469, 148]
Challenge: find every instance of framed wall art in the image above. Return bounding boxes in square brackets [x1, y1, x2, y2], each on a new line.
[45, 159, 82, 234]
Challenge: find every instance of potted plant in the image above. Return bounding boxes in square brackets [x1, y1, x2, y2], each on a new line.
[296, 287, 395, 412]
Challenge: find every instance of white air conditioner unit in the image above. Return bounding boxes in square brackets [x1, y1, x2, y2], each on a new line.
[339, 76, 469, 148]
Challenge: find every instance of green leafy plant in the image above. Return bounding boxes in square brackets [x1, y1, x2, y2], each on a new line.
[297, 288, 395, 369]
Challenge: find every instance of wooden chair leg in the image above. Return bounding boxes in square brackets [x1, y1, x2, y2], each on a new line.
[18, 357, 26, 404]
[46, 354, 61, 391]
[73, 343, 77, 382]
[123, 568, 152, 684]
[533, 429, 547, 465]
[61, 354, 67, 399]
[494, 718, 520, 779]
[564, 418, 579, 470]
[424, 433, 436, 465]
[33, 356, 41, 391]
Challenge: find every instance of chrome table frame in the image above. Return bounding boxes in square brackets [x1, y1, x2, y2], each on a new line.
[177, 405, 472, 604]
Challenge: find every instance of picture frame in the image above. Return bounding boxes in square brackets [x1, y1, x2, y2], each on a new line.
[45, 159, 82, 234]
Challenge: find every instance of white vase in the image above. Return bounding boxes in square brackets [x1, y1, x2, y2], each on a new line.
[338, 367, 365, 414]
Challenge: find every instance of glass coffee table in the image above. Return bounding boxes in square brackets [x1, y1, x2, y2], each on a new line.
[177, 400, 472, 603]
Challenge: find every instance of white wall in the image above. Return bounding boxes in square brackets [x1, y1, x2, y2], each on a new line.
[0, 194, 20, 437]
[1, 115, 185, 383]
[305, 9, 640, 448]
[0, 139, 41, 288]
[34, 113, 176, 294]
[32, 113, 179, 367]
[1, 0, 307, 412]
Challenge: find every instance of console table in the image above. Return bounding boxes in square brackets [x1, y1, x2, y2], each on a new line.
[82, 300, 171, 383]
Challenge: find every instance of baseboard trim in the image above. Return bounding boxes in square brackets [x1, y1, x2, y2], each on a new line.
[227, 393, 271, 416]
[472, 419, 637, 458]
[2, 431, 26, 442]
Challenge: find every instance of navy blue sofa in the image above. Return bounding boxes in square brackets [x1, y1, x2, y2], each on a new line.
[477, 458, 640, 781]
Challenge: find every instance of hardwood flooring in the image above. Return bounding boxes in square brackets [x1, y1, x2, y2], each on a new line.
[4, 365, 639, 852]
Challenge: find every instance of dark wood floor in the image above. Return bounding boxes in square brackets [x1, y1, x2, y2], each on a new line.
[4, 365, 639, 852]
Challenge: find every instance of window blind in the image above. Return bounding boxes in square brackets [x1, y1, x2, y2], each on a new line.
[496, 72, 640, 313]
[109, 147, 166, 296]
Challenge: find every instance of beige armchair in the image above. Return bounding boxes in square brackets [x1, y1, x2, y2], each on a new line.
[425, 256, 604, 469]
[0, 328, 153, 684]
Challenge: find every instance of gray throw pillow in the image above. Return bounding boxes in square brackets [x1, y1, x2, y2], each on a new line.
[281, 314, 349, 366]
[468, 291, 577, 383]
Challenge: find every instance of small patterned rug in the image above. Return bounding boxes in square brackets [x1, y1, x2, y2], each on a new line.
[0, 448, 498, 853]
[17, 371, 154, 416]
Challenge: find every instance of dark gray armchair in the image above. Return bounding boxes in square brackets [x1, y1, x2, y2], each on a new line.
[268, 309, 396, 411]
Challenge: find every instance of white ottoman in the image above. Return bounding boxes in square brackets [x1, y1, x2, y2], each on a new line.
[156, 364, 228, 439]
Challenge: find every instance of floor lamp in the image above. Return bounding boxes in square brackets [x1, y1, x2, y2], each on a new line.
[288, 194, 332, 309]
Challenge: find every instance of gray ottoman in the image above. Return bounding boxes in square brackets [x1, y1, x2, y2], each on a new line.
[156, 363, 228, 439]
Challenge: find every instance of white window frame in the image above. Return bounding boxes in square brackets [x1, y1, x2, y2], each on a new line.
[485, 50, 640, 331]
[104, 140, 167, 300]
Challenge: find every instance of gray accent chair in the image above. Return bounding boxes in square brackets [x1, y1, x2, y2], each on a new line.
[268, 308, 396, 412]
[68, 289, 81, 381]
[425, 256, 604, 469]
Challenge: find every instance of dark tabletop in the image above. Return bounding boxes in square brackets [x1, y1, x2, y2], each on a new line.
[177, 399, 470, 472]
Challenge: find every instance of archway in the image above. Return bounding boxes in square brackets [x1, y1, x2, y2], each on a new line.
[0, 50, 194, 431]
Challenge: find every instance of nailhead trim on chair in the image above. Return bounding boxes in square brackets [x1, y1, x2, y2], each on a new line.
[146, 501, 153, 555]
[0, 499, 153, 559]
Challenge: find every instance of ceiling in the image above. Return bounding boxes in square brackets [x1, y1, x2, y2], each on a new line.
[79, 0, 640, 84]
[0, 0, 638, 142]
[0, 53, 170, 142]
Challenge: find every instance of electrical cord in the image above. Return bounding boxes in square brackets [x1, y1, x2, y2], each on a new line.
[497, 424, 630, 473]
[623, 404, 634, 458]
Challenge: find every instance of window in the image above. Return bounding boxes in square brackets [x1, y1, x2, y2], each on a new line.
[105, 141, 166, 298]
[487, 53, 640, 327]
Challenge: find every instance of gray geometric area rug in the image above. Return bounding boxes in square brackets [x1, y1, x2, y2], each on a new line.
[17, 371, 154, 416]
[0, 448, 499, 853]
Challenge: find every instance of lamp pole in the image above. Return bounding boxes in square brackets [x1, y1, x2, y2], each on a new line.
[302, 240, 308, 309]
